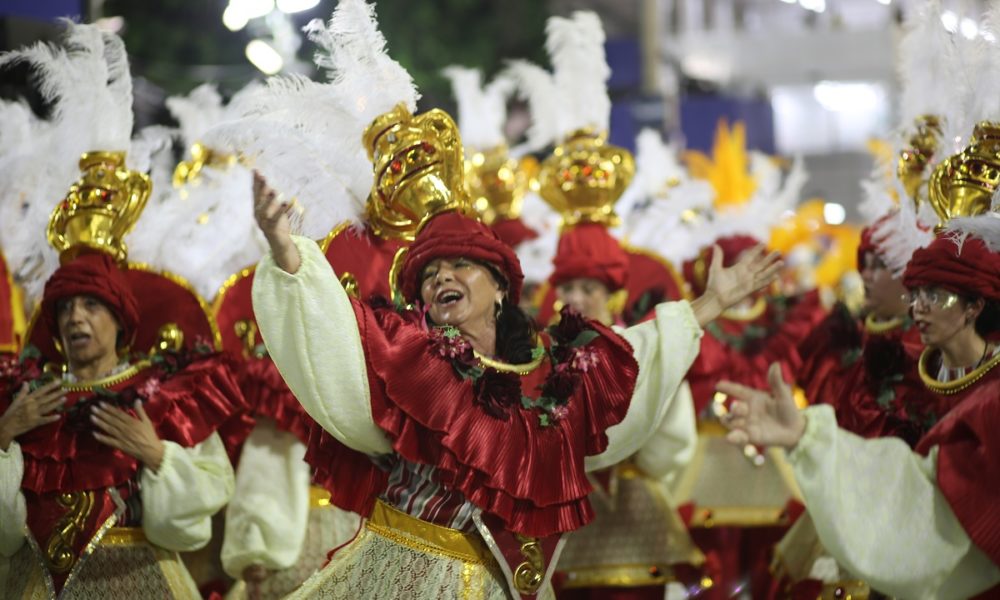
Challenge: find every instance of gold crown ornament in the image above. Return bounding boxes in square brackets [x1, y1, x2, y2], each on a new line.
[172, 142, 237, 188]
[362, 104, 472, 241]
[537, 129, 635, 228]
[926, 121, 1000, 227]
[466, 146, 536, 225]
[897, 114, 943, 206]
[47, 151, 152, 264]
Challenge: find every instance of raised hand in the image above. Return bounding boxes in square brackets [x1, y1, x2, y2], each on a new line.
[252, 170, 301, 273]
[91, 400, 166, 472]
[717, 362, 806, 450]
[706, 244, 783, 310]
[0, 381, 65, 450]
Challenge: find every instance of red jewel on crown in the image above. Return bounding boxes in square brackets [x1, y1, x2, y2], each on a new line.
[390, 159, 403, 174]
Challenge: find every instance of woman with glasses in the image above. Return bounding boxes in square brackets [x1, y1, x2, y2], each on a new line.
[719, 215, 1000, 599]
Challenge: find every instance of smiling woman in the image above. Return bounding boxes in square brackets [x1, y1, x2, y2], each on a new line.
[251, 159, 782, 598]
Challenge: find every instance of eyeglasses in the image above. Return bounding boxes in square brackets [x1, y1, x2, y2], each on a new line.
[904, 287, 959, 310]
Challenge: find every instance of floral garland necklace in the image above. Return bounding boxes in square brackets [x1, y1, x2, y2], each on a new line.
[1, 339, 214, 431]
[428, 307, 602, 427]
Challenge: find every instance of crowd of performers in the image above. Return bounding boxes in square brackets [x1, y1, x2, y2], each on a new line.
[0, 1, 998, 599]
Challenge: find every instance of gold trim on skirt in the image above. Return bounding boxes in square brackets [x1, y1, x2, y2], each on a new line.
[366, 499, 495, 566]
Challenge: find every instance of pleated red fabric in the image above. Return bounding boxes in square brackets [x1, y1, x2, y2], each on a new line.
[915, 365, 1000, 566]
[311, 299, 638, 538]
[2, 354, 249, 494]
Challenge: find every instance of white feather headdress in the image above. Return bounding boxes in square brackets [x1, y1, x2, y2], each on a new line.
[505, 11, 611, 152]
[127, 84, 268, 300]
[441, 66, 513, 151]
[202, 0, 418, 238]
[614, 129, 715, 264]
[0, 22, 138, 305]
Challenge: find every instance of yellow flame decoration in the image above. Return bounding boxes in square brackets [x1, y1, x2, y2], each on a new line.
[683, 120, 757, 209]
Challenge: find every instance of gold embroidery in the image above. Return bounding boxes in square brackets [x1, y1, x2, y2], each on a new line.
[918, 347, 1000, 394]
[339, 272, 360, 298]
[473, 342, 545, 375]
[60, 361, 150, 392]
[512, 534, 544, 594]
[234, 319, 259, 358]
[309, 485, 332, 508]
[45, 491, 95, 573]
[864, 313, 904, 334]
[366, 499, 493, 565]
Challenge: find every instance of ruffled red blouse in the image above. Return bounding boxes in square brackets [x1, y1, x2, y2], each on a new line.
[0, 351, 249, 591]
[308, 300, 639, 538]
[915, 361, 1000, 568]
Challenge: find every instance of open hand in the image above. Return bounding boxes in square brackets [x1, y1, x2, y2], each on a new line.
[706, 244, 783, 311]
[252, 170, 300, 273]
[716, 362, 806, 450]
[0, 381, 65, 450]
[91, 400, 165, 472]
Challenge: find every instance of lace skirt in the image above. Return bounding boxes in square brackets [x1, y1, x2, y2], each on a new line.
[2, 527, 200, 600]
[286, 501, 555, 600]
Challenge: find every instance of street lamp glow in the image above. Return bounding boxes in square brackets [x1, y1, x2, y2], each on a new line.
[222, 4, 249, 31]
[823, 202, 846, 225]
[960, 18, 978, 40]
[277, 0, 320, 13]
[246, 39, 284, 75]
[941, 11, 959, 33]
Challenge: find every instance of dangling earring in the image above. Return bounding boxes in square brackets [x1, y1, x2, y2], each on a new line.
[494, 300, 504, 321]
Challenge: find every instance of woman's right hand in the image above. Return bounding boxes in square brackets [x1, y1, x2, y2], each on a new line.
[253, 170, 301, 273]
[0, 381, 65, 450]
[716, 362, 806, 450]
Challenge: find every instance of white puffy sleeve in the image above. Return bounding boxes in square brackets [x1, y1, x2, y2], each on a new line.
[251, 235, 391, 455]
[586, 301, 702, 471]
[222, 419, 310, 576]
[141, 432, 234, 552]
[633, 381, 697, 483]
[790, 405, 1000, 599]
[0, 442, 26, 557]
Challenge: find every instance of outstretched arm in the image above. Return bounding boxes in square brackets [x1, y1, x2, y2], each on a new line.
[719, 366, 1000, 599]
[250, 172, 390, 456]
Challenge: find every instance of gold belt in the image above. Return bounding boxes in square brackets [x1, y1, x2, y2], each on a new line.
[99, 527, 147, 546]
[366, 500, 494, 565]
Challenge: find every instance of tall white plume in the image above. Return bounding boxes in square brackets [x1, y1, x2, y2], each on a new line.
[441, 66, 512, 151]
[0, 22, 136, 305]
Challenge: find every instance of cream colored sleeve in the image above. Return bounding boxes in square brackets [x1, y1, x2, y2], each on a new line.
[222, 420, 310, 577]
[251, 235, 391, 455]
[0, 442, 26, 557]
[141, 433, 234, 552]
[586, 301, 703, 471]
[791, 405, 1000, 600]
[633, 380, 697, 483]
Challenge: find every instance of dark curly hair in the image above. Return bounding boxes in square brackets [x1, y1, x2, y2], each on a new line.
[971, 299, 1000, 338]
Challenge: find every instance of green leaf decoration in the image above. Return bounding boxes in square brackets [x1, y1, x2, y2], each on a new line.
[538, 413, 550, 427]
[569, 330, 600, 348]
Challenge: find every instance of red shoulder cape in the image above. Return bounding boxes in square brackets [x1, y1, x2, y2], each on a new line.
[915, 365, 1000, 567]
[309, 301, 638, 538]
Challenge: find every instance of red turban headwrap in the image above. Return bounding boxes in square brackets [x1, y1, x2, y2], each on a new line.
[399, 211, 525, 305]
[683, 234, 761, 296]
[491, 218, 538, 249]
[41, 253, 140, 345]
[903, 233, 1000, 302]
[857, 212, 896, 269]
[548, 223, 629, 292]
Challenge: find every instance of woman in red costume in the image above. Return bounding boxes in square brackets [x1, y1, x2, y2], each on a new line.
[798, 212, 925, 443]
[0, 252, 247, 598]
[548, 224, 702, 599]
[250, 167, 781, 598]
[720, 214, 1000, 598]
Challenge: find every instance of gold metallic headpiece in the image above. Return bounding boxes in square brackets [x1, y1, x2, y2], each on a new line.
[47, 151, 152, 264]
[537, 129, 635, 228]
[172, 142, 237, 188]
[926, 121, 1000, 227]
[466, 146, 536, 225]
[897, 114, 943, 206]
[362, 104, 471, 241]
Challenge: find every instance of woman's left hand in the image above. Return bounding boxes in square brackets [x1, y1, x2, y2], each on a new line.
[91, 401, 166, 472]
[706, 244, 783, 310]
